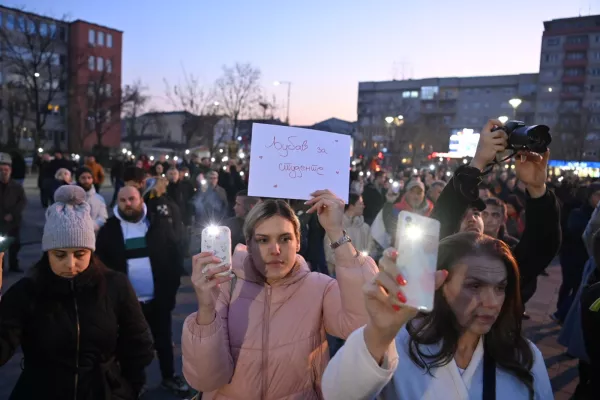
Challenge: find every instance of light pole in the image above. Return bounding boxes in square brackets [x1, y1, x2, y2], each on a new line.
[274, 81, 291, 124]
[508, 98, 522, 119]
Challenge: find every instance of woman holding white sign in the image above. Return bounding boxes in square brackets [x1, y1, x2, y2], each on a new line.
[182, 189, 378, 399]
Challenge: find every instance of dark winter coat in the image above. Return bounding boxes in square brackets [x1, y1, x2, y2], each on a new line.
[0, 180, 27, 234]
[96, 202, 184, 311]
[431, 165, 562, 304]
[0, 259, 154, 400]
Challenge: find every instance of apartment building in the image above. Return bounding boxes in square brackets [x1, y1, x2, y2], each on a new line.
[357, 14, 600, 162]
[0, 5, 122, 153]
[356, 74, 537, 160]
[538, 15, 600, 160]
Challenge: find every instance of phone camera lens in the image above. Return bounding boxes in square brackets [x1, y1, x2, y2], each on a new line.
[405, 216, 412, 223]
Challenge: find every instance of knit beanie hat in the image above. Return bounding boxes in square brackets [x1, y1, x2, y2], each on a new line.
[42, 185, 96, 251]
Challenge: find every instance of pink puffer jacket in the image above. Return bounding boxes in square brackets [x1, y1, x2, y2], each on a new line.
[182, 245, 378, 399]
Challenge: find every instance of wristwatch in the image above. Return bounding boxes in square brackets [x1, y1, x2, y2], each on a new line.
[330, 230, 352, 249]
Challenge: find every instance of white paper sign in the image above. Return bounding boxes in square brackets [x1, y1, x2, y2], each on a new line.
[248, 123, 351, 202]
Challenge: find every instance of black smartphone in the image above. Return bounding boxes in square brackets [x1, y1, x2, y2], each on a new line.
[0, 237, 15, 253]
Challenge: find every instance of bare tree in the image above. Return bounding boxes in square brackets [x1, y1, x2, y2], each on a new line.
[164, 69, 216, 148]
[215, 62, 262, 137]
[0, 12, 68, 149]
[122, 80, 151, 154]
[0, 85, 28, 148]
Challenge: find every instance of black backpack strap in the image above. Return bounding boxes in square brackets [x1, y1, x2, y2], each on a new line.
[482, 347, 496, 400]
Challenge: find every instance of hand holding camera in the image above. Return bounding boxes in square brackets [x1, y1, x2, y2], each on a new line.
[471, 119, 508, 171]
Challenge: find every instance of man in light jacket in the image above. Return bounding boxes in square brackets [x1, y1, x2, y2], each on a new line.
[76, 167, 108, 232]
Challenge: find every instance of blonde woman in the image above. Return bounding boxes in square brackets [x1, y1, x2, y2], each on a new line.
[182, 190, 378, 399]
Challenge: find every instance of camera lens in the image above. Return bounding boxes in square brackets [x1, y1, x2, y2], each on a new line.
[405, 216, 412, 223]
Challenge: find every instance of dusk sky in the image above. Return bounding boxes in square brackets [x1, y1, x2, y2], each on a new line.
[11, 0, 597, 125]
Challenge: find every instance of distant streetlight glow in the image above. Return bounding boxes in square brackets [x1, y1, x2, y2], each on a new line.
[385, 116, 394, 124]
[498, 116, 509, 124]
[34, 72, 40, 78]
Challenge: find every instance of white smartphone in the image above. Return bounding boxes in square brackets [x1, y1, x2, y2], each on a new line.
[394, 211, 440, 312]
[201, 226, 232, 277]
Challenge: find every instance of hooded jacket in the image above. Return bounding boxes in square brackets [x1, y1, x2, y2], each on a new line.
[181, 245, 378, 399]
[82, 185, 108, 232]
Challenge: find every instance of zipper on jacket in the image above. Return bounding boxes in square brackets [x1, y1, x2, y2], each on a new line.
[261, 286, 272, 400]
[71, 280, 81, 400]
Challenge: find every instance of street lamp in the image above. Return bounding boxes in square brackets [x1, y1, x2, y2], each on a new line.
[34, 72, 40, 78]
[397, 115, 404, 120]
[274, 81, 292, 124]
[498, 116, 509, 124]
[384, 116, 394, 124]
[508, 98, 522, 119]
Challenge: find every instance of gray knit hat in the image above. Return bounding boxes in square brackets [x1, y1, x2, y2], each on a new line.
[42, 185, 96, 251]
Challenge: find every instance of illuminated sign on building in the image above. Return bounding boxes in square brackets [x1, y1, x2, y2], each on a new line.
[448, 129, 480, 157]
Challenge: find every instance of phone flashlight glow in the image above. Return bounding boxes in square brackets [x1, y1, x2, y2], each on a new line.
[200, 179, 207, 185]
[206, 225, 220, 236]
[405, 224, 423, 240]
[0, 236, 5, 242]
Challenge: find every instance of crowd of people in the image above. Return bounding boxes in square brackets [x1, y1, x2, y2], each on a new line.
[0, 117, 599, 399]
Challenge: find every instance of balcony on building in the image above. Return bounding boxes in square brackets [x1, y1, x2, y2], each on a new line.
[563, 58, 588, 68]
[562, 75, 586, 84]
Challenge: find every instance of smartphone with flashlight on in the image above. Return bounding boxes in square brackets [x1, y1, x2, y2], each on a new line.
[201, 226, 232, 277]
[392, 211, 440, 312]
[0, 236, 15, 254]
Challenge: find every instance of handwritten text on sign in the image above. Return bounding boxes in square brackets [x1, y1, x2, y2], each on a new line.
[248, 124, 351, 202]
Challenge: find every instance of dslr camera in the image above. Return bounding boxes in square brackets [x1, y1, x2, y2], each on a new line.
[492, 120, 552, 154]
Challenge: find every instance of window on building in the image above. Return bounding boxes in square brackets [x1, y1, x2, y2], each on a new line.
[97, 57, 104, 71]
[547, 37, 560, 46]
[6, 14, 14, 30]
[88, 56, 95, 70]
[542, 69, 557, 78]
[563, 100, 580, 109]
[27, 19, 35, 34]
[106, 59, 112, 73]
[566, 35, 589, 44]
[472, 102, 480, 109]
[591, 68, 600, 76]
[402, 91, 411, 98]
[17, 16, 25, 32]
[107, 33, 113, 48]
[88, 29, 95, 45]
[502, 87, 515, 95]
[105, 83, 112, 97]
[442, 116, 453, 125]
[421, 86, 439, 100]
[410, 91, 419, 98]
[39, 22, 48, 36]
[566, 52, 586, 60]
[97, 31, 104, 46]
[49, 24, 56, 38]
[105, 110, 111, 122]
[58, 26, 66, 41]
[543, 53, 559, 63]
[564, 68, 585, 76]
[542, 101, 555, 110]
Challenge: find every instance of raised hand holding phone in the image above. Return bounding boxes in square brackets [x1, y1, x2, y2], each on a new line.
[362, 248, 448, 364]
[192, 226, 234, 325]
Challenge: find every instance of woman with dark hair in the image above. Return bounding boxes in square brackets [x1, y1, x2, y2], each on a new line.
[322, 232, 552, 399]
[0, 185, 153, 399]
